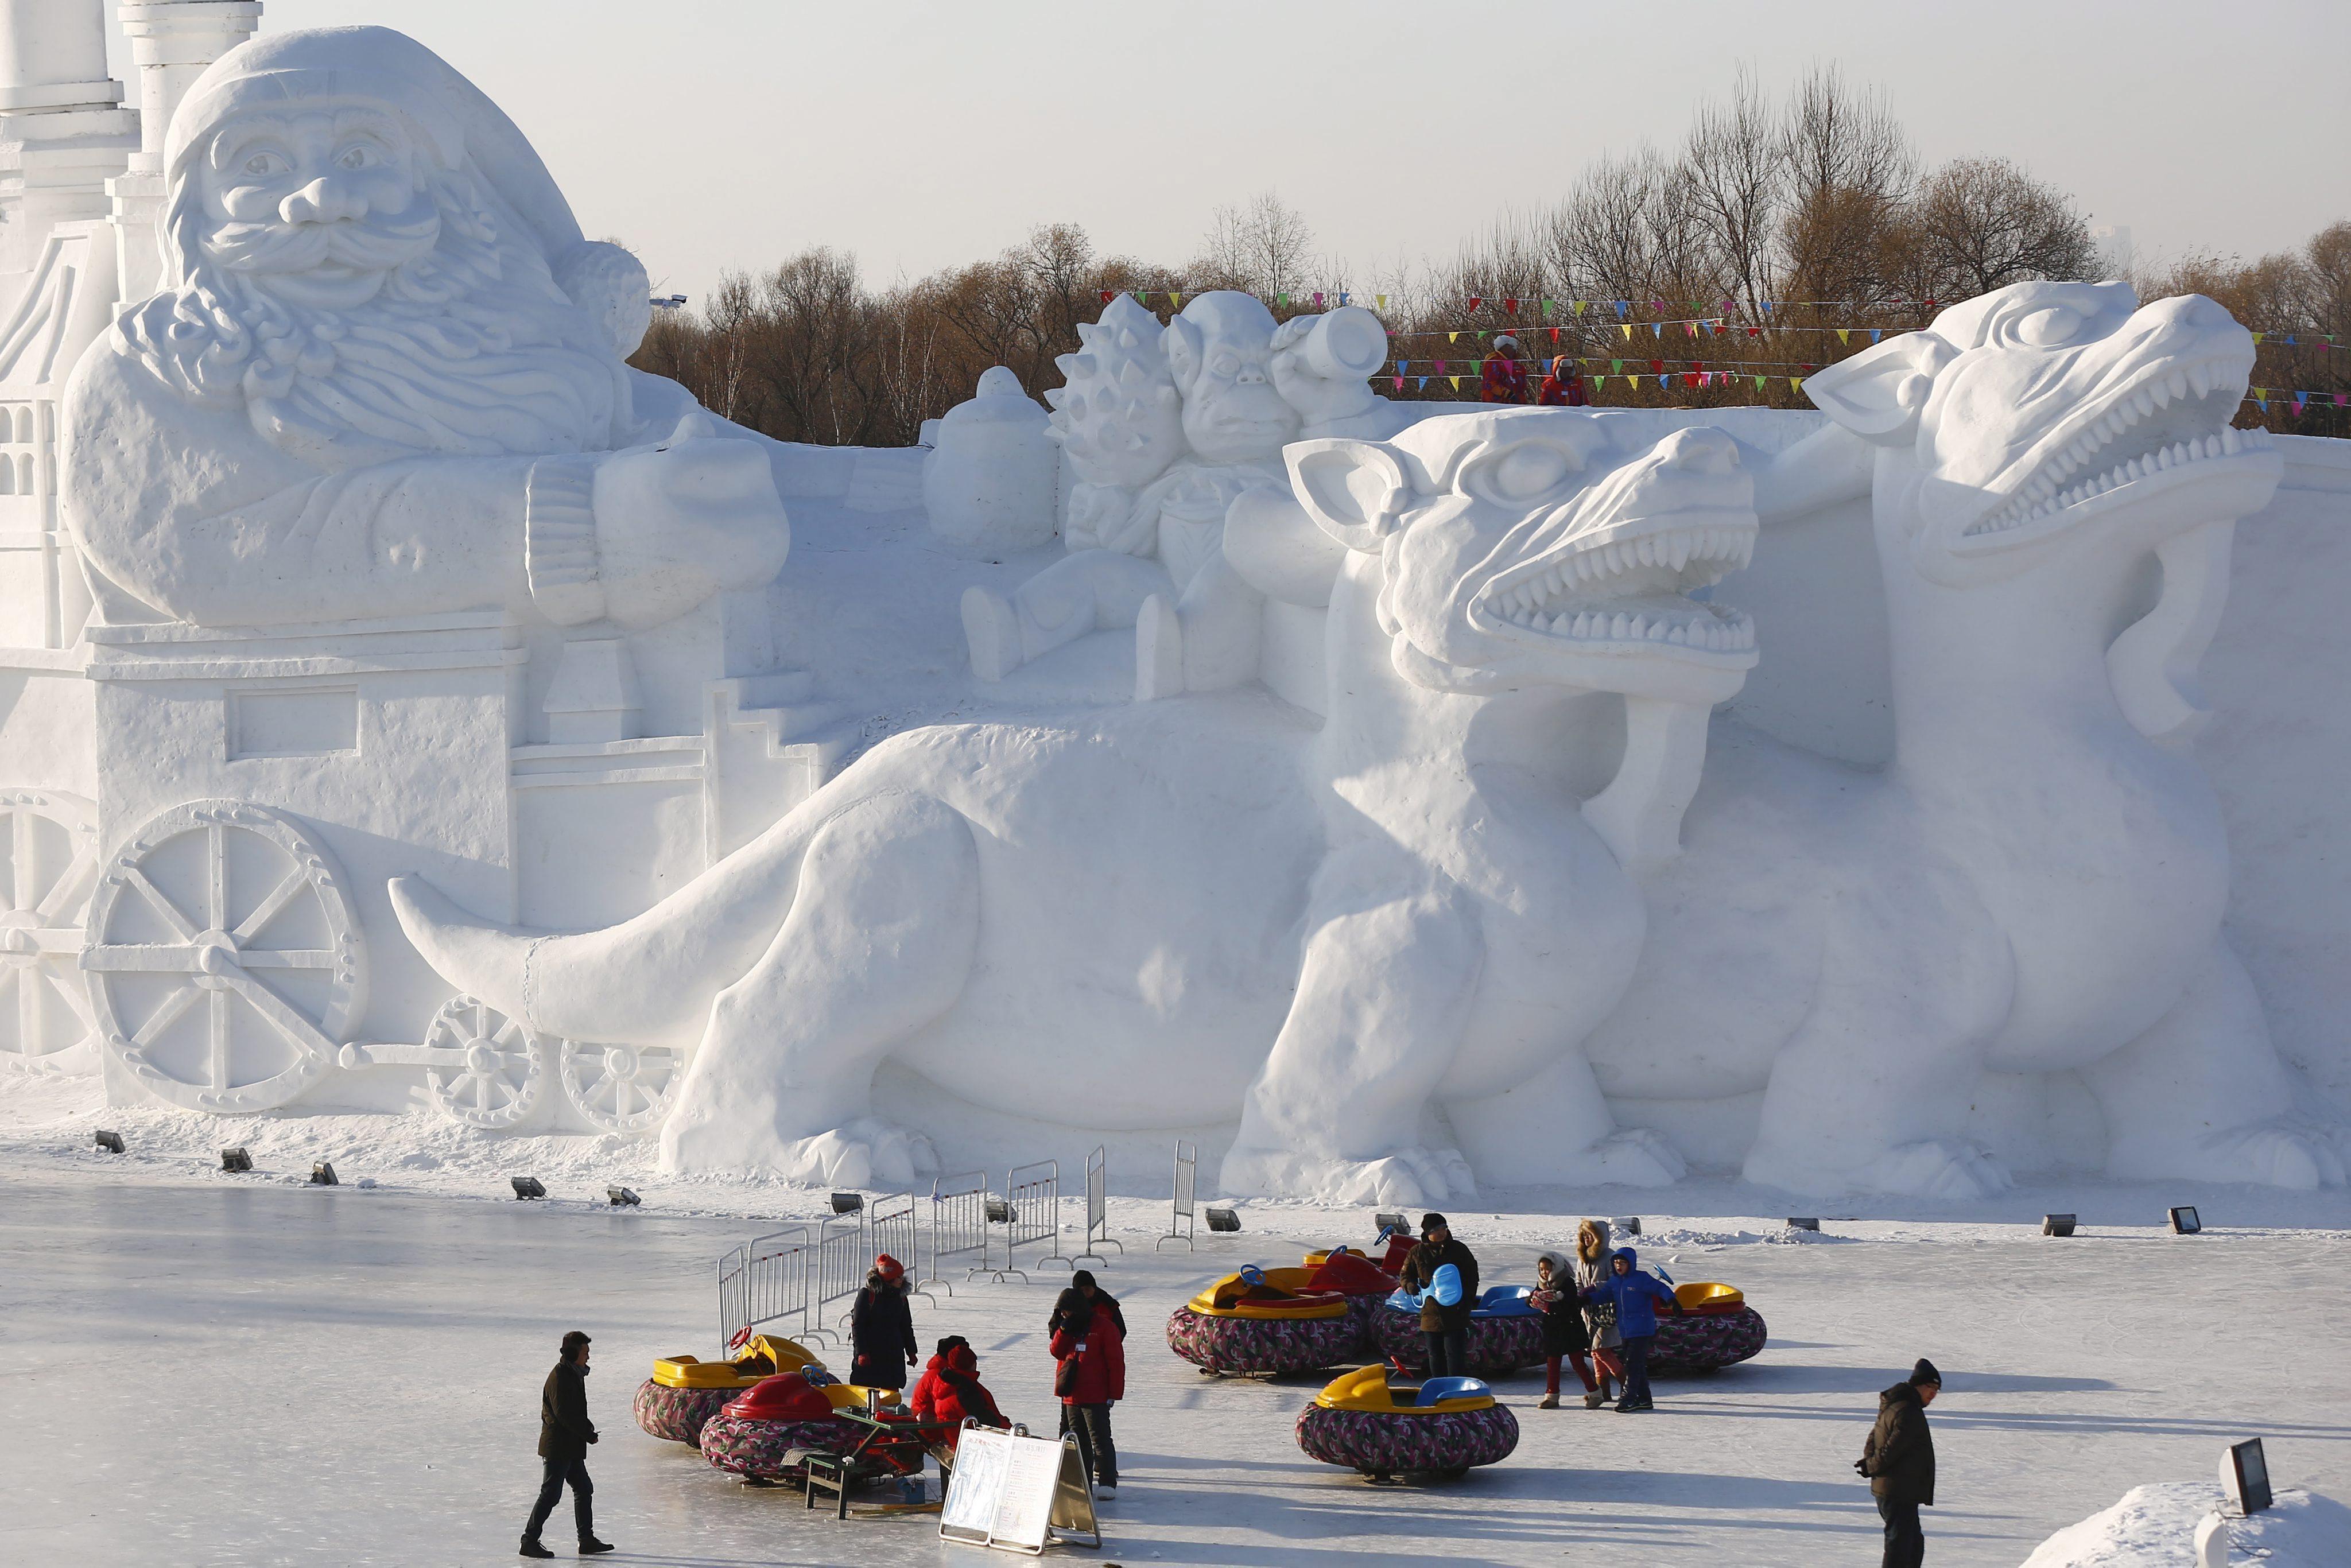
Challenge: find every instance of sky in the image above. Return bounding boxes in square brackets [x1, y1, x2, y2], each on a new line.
[129, 0, 2351, 306]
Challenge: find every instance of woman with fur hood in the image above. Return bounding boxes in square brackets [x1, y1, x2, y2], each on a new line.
[1572, 1220, 1625, 1408]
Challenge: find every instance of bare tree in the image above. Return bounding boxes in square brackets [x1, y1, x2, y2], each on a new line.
[1682, 65, 1786, 313]
[1194, 191, 1316, 300]
[1908, 157, 2097, 298]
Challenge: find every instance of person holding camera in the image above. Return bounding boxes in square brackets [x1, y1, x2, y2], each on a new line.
[1049, 1272, 1127, 1498]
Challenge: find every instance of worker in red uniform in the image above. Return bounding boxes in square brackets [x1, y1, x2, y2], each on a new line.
[1480, 335, 1530, 403]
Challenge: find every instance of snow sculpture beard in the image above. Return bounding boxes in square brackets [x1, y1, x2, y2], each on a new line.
[121, 153, 629, 469]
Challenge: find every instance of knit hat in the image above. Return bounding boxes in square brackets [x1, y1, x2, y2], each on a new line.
[1419, 1212, 1449, 1235]
[874, 1253, 906, 1285]
[1910, 1358, 1942, 1387]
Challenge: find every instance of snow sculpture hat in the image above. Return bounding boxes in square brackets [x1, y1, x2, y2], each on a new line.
[163, 25, 652, 356]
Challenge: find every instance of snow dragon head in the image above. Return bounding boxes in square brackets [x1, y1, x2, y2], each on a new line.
[1287, 408, 1759, 704]
[1805, 282, 2283, 586]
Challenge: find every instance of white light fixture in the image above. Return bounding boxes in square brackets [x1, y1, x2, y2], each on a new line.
[1374, 1212, 1408, 1239]
[1614, 1216, 1643, 1236]
[1785, 1217, 1819, 1232]
[511, 1176, 547, 1200]
[607, 1186, 640, 1207]
[94, 1130, 125, 1154]
[2042, 1213, 2076, 1236]
[220, 1147, 253, 1173]
[2220, 1438, 2271, 1516]
[1205, 1206, 1241, 1233]
[829, 1191, 863, 1214]
[310, 1162, 337, 1186]
[2169, 1205, 2201, 1235]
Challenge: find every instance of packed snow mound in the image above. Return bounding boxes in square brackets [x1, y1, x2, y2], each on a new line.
[2020, 1483, 2351, 1566]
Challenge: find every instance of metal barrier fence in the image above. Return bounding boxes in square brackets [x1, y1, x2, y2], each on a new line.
[717, 1225, 815, 1350]
[810, 1212, 866, 1338]
[1158, 1140, 1197, 1251]
[1074, 1144, 1122, 1268]
[929, 1169, 990, 1288]
[1006, 1158, 1073, 1274]
[866, 1191, 934, 1305]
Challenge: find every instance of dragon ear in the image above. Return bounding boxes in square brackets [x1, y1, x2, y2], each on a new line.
[1287, 438, 1410, 553]
[1804, 330, 1957, 445]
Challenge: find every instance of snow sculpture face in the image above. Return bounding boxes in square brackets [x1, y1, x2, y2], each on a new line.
[1806, 282, 2281, 585]
[119, 27, 638, 468]
[1289, 409, 1759, 703]
[194, 107, 439, 311]
[1163, 292, 1298, 465]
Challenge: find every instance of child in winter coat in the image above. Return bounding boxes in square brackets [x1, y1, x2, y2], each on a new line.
[1578, 1246, 1683, 1412]
[1530, 1251, 1596, 1410]
[848, 1254, 918, 1391]
[1049, 1275, 1126, 1496]
[909, 1336, 1008, 1453]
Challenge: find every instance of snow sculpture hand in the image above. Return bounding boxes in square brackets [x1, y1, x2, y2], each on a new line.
[571, 416, 790, 630]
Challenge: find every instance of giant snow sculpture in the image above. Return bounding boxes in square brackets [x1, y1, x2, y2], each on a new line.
[1579, 283, 2348, 1195]
[395, 409, 1763, 1198]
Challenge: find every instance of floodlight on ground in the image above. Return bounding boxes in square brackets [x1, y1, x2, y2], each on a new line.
[607, 1186, 641, 1207]
[220, 1147, 253, 1173]
[984, 1196, 1012, 1223]
[1613, 1216, 1643, 1236]
[829, 1191, 863, 1214]
[1785, 1217, 1820, 1232]
[2169, 1205, 2201, 1235]
[1374, 1211, 1407, 1239]
[310, 1162, 337, 1186]
[1205, 1206, 1241, 1233]
[2042, 1213, 2076, 1237]
[511, 1176, 547, 1200]
[2220, 1437, 2271, 1515]
[94, 1130, 125, 1154]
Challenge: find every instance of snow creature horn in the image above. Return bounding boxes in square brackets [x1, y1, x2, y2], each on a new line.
[1045, 294, 1182, 490]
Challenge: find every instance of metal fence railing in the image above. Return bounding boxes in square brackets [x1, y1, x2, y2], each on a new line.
[865, 1190, 934, 1305]
[810, 1212, 866, 1338]
[1074, 1144, 1122, 1269]
[1158, 1140, 1197, 1251]
[929, 1169, 990, 1288]
[717, 1225, 815, 1351]
[1006, 1158, 1073, 1274]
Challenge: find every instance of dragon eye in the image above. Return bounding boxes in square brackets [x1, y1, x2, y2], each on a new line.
[1465, 441, 1578, 504]
[2013, 306, 2082, 348]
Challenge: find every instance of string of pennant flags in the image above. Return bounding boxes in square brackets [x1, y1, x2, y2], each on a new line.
[1095, 288, 2341, 353]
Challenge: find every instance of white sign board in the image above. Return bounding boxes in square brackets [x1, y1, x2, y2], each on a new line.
[938, 1426, 1099, 1554]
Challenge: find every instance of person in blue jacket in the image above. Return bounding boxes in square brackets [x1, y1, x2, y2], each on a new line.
[1577, 1247, 1683, 1412]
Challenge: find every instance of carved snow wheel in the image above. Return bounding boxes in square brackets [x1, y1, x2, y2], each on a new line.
[0, 789, 100, 1074]
[560, 1039, 682, 1135]
[421, 994, 547, 1129]
[83, 801, 364, 1113]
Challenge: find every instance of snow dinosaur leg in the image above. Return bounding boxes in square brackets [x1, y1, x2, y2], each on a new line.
[659, 791, 980, 1187]
[1220, 845, 1482, 1206]
[2082, 938, 2346, 1189]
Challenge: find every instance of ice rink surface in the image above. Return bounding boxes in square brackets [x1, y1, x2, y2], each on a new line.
[2, 1156, 2348, 1568]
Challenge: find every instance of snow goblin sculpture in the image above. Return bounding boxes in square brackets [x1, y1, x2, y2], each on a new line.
[62, 25, 788, 631]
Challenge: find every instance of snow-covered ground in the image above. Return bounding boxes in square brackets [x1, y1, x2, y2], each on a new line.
[6, 1084, 2350, 1567]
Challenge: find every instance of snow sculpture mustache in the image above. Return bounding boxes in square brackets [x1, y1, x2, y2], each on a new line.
[393, 410, 1762, 1201]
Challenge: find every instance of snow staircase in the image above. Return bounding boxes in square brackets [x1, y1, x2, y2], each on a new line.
[703, 671, 859, 860]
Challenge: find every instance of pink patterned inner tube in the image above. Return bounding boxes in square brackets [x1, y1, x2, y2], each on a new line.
[1371, 1307, 1546, 1377]
[696, 1412, 859, 1480]
[633, 1379, 736, 1446]
[1166, 1305, 1368, 1375]
[1650, 1305, 1769, 1370]
[1294, 1402, 1520, 1476]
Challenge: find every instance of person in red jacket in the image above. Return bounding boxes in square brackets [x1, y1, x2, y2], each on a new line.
[1480, 335, 1530, 403]
[1048, 1272, 1126, 1497]
[909, 1336, 1009, 1453]
[1538, 356, 1588, 406]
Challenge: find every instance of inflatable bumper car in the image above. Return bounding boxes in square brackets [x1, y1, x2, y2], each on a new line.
[635, 1333, 825, 1445]
[1166, 1263, 1360, 1375]
[696, 1372, 901, 1482]
[1651, 1283, 1768, 1371]
[1294, 1365, 1519, 1481]
[1372, 1285, 1546, 1376]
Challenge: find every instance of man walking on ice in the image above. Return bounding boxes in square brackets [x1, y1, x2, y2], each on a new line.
[1858, 1358, 1941, 1567]
[522, 1330, 613, 1558]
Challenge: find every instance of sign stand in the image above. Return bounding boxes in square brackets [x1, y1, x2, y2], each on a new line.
[938, 1424, 1101, 1554]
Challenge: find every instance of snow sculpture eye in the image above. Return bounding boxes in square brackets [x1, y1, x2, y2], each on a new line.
[1211, 354, 1239, 378]
[337, 145, 377, 171]
[242, 151, 289, 177]
[2013, 306, 2082, 348]
[1462, 441, 1579, 506]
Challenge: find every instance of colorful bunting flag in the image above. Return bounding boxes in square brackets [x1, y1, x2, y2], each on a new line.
[1505, 297, 1519, 315]
[1417, 377, 1428, 390]
[1376, 294, 1388, 311]
[1450, 376, 1464, 391]
[1099, 289, 1115, 305]
[1392, 375, 1404, 390]
[1574, 300, 1590, 317]
[1837, 329, 1850, 345]
[1169, 292, 1182, 309]
[1613, 300, 1629, 319]
[1276, 293, 1289, 308]
[1312, 292, 1324, 308]
[1468, 296, 1483, 312]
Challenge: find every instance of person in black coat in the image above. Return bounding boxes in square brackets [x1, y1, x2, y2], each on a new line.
[1530, 1250, 1596, 1409]
[848, 1254, 919, 1390]
[520, 1330, 612, 1558]
[1858, 1359, 1941, 1568]
[1396, 1213, 1480, 1379]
